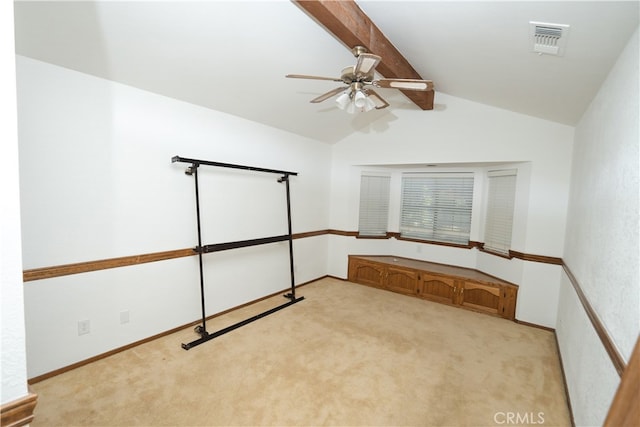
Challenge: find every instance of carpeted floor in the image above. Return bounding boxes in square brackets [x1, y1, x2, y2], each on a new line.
[30, 277, 571, 426]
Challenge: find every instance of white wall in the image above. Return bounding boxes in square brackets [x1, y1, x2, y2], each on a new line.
[17, 56, 331, 378]
[558, 27, 639, 426]
[328, 91, 574, 328]
[1, 1, 29, 405]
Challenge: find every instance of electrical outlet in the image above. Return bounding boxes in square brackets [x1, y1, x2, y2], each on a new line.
[78, 319, 90, 336]
[120, 310, 130, 324]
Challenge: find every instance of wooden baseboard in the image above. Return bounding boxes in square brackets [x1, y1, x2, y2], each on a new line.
[0, 392, 37, 427]
[515, 319, 555, 332]
[28, 276, 326, 384]
[553, 332, 576, 427]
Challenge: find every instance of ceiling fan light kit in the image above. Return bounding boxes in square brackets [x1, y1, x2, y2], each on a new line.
[336, 87, 377, 113]
[286, 46, 433, 113]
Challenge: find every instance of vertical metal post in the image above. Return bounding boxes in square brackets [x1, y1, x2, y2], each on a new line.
[280, 174, 296, 299]
[192, 164, 208, 337]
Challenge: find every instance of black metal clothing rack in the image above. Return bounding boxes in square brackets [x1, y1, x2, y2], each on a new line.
[172, 155, 304, 350]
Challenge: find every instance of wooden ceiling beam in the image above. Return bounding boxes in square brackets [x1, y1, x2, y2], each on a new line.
[292, 0, 434, 110]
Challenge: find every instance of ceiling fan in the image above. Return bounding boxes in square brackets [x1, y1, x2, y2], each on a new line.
[286, 46, 433, 113]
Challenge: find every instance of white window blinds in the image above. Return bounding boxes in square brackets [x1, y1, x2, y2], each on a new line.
[484, 170, 517, 255]
[400, 173, 474, 245]
[358, 174, 390, 236]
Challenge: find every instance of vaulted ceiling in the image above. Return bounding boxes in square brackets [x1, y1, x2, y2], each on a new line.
[13, 1, 639, 143]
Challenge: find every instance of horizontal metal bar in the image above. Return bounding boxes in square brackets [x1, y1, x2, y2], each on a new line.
[181, 296, 305, 350]
[198, 234, 290, 253]
[172, 156, 298, 176]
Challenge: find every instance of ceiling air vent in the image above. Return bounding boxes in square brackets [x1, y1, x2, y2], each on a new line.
[529, 21, 570, 56]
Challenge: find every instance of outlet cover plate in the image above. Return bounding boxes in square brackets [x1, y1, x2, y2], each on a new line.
[78, 319, 90, 336]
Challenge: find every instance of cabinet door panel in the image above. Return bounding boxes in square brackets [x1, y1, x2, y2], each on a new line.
[460, 281, 500, 315]
[419, 273, 456, 304]
[501, 286, 517, 320]
[348, 256, 518, 321]
[348, 260, 385, 288]
[385, 267, 418, 295]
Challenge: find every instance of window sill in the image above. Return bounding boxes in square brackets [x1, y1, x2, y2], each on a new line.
[355, 234, 392, 239]
[395, 235, 474, 249]
[478, 246, 513, 259]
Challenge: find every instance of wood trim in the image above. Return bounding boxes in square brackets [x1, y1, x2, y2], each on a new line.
[0, 392, 37, 427]
[554, 332, 576, 427]
[479, 247, 513, 260]
[345, 229, 627, 381]
[329, 230, 562, 265]
[292, 0, 433, 110]
[292, 229, 329, 239]
[605, 335, 640, 426]
[22, 232, 329, 282]
[327, 229, 358, 237]
[22, 229, 566, 282]
[468, 241, 484, 250]
[562, 263, 626, 377]
[515, 319, 555, 333]
[341, 231, 396, 239]
[328, 229, 563, 265]
[394, 235, 474, 249]
[23, 248, 197, 282]
[27, 321, 200, 384]
[28, 276, 327, 384]
[509, 250, 562, 265]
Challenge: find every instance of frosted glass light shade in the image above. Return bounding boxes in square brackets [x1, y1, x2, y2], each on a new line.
[363, 96, 376, 112]
[335, 92, 351, 110]
[353, 90, 367, 108]
[336, 88, 377, 113]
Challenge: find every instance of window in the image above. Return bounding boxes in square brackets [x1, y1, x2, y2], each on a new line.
[400, 173, 474, 245]
[484, 170, 517, 255]
[358, 174, 390, 236]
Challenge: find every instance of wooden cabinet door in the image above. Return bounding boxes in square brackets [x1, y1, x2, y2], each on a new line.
[500, 286, 517, 320]
[348, 255, 519, 321]
[385, 266, 418, 295]
[348, 258, 385, 288]
[418, 273, 457, 305]
[460, 281, 501, 316]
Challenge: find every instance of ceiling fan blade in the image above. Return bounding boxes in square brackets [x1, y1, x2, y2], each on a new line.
[286, 74, 343, 82]
[310, 86, 348, 103]
[363, 89, 389, 109]
[374, 78, 434, 91]
[354, 53, 381, 76]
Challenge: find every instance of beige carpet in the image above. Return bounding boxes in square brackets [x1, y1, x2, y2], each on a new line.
[30, 277, 571, 426]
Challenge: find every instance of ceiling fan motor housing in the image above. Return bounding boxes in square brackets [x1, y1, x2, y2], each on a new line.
[341, 66, 375, 84]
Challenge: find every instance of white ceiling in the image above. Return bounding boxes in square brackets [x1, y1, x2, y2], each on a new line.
[13, 1, 639, 143]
